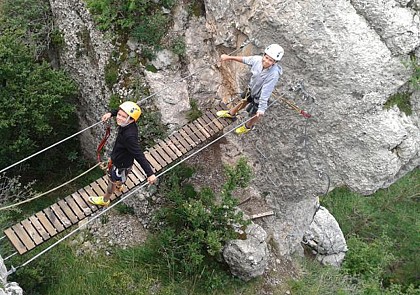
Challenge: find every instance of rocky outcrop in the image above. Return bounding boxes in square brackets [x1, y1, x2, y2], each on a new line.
[203, 0, 419, 257]
[223, 223, 269, 281]
[303, 206, 348, 267]
[49, 0, 113, 160]
[0, 256, 23, 295]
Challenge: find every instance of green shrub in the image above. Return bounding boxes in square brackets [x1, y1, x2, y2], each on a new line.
[321, 168, 420, 290]
[384, 92, 412, 115]
[342, 235, 395, 279]
[140, 160, 251, 293]
[132, 13, 169, 47]
[171, 36, 186, 57]
[186, 99, 202, 122]
[104, 58, 119, 89]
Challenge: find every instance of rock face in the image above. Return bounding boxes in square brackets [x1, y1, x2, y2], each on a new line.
[49, 0, 113, 160]
[223, 223, 269, 281]
[303, 206, 348, 267]
[0, 256, 23, 295]
[50, 0, 419, 271]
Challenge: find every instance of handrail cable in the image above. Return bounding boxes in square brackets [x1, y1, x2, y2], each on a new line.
[6, 102, 271, 275]
[4, 252, 17, 261]
[0, 121, 102, 174]
[0, 163, 101, 211]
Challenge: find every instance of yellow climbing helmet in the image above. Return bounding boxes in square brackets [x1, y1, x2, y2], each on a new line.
[119, 101, 142, 121]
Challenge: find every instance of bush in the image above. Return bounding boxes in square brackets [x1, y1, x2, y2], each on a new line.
[140, 160, 252, 293]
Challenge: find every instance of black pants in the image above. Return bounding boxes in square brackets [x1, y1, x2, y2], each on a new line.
[241, 88, 259, 116]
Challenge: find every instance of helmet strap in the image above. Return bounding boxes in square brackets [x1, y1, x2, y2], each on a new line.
[119, 116, 133, 127]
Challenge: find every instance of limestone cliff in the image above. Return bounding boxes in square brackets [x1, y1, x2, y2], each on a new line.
[50, 0, 419, 258]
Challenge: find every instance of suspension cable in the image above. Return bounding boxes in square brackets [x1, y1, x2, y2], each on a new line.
[0, 121, 102, 174]
[4, 252, 17, 261]
[5, 109, 260, 275]
[0, 163, 101, 211]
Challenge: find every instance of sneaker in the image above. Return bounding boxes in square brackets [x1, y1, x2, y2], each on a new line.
[216, 110, 236, 119]
[88, 196, 110, 207]
[235, 125, 252, 135]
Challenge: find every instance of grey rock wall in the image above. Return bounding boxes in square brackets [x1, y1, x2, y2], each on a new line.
[49, 0, 113, 160]
[49, 0, 419, 259]
[204, 0, 419, 255]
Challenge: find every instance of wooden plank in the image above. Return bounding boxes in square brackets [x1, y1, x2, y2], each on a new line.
[189, 121, 207, 141]
[91, 181, 105, 196]
[173, 130, 193, 151]
[127, 169, 140, 186]
[168, 134, 188, 154]
[144, 151, 161, 171]
[21, 219, 43, 245]
[64, 195, 85, 220]
[11, 224, 35, 251]
[195, 117, 215, 135]
[165, 138, 183, 157]
[28, 215, 50, 240]
[251, 211, 275, 219]
[182, 125, 201, 144]
[44, 207, 65, 232]
[131, 163, 146, 182]
[71, 192, 92, 216]
[80, 187, 99, 210]
[205, 111, 224, 130]
[194, 118, 213, 139]
[4, 228, 27, 255]
[178, 129, 197, 148]
[173, 132, 193, 151]
[35, 211, 57, 236]
[29, 215, 50, 241]
[50, 203, 72, 228]
[200, 112, 220, 133]
[124, 176, 136, 190]
[158, 140, 177, 160]
[96, 177, 110, 195]
[153, 144, 173, 164]
[57, 199, 79, 224]
[149, 148, 167, 168]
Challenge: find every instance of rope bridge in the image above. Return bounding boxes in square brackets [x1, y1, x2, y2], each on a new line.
[3, 103, 232, 255]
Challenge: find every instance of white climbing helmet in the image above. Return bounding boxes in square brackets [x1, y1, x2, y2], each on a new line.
[264, 44, 284, 61]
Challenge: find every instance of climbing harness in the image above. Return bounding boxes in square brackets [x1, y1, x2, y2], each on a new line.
[96, 122, 111, 169]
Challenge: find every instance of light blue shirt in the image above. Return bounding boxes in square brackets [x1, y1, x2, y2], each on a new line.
[243, 56, 282, 113]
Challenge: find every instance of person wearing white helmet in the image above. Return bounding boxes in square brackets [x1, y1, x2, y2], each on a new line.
[217, 44, 284, 134]
[88, 101, 157, 206]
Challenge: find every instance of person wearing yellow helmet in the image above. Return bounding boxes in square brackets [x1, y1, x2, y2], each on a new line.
[217, 44, 283, 134]
[88, 101, 157, 206]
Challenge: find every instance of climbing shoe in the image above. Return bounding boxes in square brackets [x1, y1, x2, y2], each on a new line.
[88, 196, 110, 207]
[216, 110, 236, 119]
[235, 125, 252, 135]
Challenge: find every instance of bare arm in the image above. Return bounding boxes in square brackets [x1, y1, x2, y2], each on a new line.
[220, 54, 244, 63]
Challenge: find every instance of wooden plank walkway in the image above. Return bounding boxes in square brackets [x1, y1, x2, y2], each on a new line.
[4, 104, 233, 255]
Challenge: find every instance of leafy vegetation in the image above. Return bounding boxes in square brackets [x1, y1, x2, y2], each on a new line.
[86, 0, 175, 51]
[407, 55, 420, 90]
[186, 99, 203, 122]
[313, 168, 420, 293]
[0, 0, 82, 181]
[384, 92, 412, 115]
